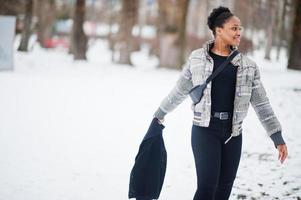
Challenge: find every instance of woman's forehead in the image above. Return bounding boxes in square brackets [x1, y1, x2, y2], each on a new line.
[225, 16, 241, 26]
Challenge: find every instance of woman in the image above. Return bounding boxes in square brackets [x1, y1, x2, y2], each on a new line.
[152, 6, 288, 200]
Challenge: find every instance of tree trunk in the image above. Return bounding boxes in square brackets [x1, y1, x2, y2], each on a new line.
[248, 1, 256, 44]
[36, 0, 55, 48]
[107, 0, 115, 62]
[117, 0, 139, 65]
[70, 0, 87, 60]
[158, 0, 190, 70]
[18, 0, 33, 52]
[276, 0, 288, 60]
[264, 1, 276, 60]
[0, 0, 23, 16]
[288, 0, 301, 70]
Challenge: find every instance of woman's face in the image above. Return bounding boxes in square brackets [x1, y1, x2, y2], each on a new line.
[216, 16, 242, 47]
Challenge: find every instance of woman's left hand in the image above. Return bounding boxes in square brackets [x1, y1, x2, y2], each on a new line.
[277, 144, 288, 164]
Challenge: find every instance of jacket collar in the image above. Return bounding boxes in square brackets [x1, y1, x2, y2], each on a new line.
[202, 39, 242, 67]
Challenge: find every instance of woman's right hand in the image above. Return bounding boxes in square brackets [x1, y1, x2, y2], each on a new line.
[155, 117, 164, 125]
[277, 144, 288, 164]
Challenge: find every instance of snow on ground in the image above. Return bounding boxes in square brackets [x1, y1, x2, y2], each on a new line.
[0, 39, 300, 200]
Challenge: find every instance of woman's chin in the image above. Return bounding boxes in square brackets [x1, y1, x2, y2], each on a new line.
[231, 42, 240, 48]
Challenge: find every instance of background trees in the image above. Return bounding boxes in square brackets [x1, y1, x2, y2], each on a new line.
[116, 0, 139, 65]
[288, 0, 301, 70]
[70, 0, 87, 60]
[1, 0, 300, 70]
[35, 0, 56, 48]
[17, 0, 33, 51]
[158, 0, 190, 69]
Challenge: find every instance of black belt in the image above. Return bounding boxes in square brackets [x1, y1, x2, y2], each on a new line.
[211, 111, 232, 120]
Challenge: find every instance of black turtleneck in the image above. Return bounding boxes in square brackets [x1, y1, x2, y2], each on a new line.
[209, 50, 237, 113]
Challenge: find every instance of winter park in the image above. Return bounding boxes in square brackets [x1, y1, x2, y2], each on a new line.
[0, 0, 301, 200]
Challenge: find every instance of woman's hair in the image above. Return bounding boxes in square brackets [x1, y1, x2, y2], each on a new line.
[207, 6, 233, 36]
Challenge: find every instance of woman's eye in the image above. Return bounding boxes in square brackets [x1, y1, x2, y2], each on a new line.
[231, 27, 243, 32]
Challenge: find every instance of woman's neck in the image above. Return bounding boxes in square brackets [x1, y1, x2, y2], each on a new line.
[211, 39, 231, 56]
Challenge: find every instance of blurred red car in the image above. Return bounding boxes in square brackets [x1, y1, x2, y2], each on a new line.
[43, 37, 69, 49]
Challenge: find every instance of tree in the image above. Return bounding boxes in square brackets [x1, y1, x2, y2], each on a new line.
[276, 0, 288, 60]
[35, 0, 56, 48]
[158, 0, 190, 70]
[18, 0, 34, 52]
[107, 0, 119, 62]
[0, 0, 23, 15]
[116, 0, 139, 65]
[70, 0, 87, 60]
[288, 0, 301, 70]
[264, 0, 277, 60]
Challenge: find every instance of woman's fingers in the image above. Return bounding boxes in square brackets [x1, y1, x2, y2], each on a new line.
[279, 151, 283, 163]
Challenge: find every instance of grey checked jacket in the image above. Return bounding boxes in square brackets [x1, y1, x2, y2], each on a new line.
[153, 40, 285, 148]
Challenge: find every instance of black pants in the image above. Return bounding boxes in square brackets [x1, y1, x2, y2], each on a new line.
[191, 117, 242, 200]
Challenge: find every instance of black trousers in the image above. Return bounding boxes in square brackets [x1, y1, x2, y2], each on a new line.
[191, 117, 242, 200]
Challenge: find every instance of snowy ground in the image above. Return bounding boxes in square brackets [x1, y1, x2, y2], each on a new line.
[0, 39, 300, 200]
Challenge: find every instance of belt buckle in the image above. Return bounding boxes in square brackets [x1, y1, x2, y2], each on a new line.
[219, 112, 228, 120]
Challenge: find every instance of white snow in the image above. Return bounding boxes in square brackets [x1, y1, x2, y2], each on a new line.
[0, 39, 300, 200]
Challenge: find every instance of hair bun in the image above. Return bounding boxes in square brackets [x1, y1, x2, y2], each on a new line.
[207, 6, 232, 30]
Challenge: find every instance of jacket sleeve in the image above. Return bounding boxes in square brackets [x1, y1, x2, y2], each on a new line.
[153, 56, 193, 120]
[250, 64, 285, 148]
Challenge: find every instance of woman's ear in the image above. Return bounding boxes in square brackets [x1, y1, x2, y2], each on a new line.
[216, 27, 222, 36]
